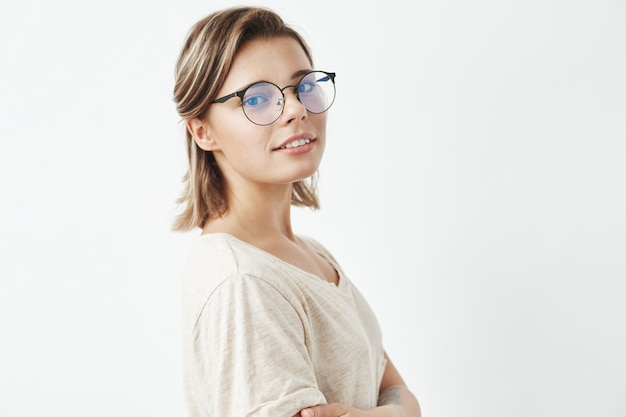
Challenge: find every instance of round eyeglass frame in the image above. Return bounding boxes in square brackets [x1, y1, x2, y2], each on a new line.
[210, 70, 336, 126]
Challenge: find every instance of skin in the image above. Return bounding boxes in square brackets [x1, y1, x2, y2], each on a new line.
[188, 36, 420, 417]
[298, 353, 421, 417]
[188, 36, 336, 284]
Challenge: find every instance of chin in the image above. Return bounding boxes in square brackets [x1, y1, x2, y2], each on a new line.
[293, 165, 321, 181]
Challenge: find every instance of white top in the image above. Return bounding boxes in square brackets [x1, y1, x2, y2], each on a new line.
[181, 233, 386, 417]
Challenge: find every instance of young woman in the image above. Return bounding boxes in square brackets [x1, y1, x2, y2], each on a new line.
[173, 6, 420, 417]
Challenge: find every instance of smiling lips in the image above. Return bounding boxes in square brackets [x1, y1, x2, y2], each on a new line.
[274, 136, 316, 151]
[280, 138, 312, 149]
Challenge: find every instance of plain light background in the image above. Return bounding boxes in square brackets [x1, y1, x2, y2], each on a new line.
[1, 0, 625, 416]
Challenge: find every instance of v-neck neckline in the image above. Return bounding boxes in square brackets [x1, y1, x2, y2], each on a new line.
[198, 232, 345, 289]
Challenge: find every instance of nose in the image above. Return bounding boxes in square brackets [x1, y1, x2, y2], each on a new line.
[280, 86, 307, 123]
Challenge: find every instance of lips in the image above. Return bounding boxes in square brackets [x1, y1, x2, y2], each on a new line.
[274, 134, 315, 151]
[279, 138, 312, 149]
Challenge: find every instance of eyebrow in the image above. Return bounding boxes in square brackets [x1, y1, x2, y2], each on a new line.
[231, 69, 315, 93]
[291, 68, 313, 79]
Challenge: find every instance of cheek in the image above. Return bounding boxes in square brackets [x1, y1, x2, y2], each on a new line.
[311, 114, 328, 138]
[313, 110, 328, 125]
[213, 122, 270, 162]
[207, 105, 247, 136]
[209, 113, 255, 148]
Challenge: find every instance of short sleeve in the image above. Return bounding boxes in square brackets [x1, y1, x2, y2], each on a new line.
[183, 273, 326, 417]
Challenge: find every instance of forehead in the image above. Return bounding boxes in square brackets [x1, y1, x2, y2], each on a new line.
[222, 36, 313, 90]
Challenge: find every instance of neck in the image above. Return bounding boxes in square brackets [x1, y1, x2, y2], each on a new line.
[203, 181, 296, 243]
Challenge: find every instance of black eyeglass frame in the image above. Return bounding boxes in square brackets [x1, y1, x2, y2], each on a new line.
[211, 70, 336, 126]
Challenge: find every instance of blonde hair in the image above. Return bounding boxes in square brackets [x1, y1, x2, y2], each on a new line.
[172, 6, 320, 231]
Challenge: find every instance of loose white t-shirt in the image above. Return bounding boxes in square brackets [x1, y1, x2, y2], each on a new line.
[181, 233, 386, 417]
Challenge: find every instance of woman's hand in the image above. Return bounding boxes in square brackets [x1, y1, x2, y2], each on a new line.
[296, 353, 420, 417]
[297, 395, 418, 417]
[299, 403, 383, 417]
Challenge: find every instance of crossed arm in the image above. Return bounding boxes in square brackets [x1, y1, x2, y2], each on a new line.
[296, 352, 421, 417]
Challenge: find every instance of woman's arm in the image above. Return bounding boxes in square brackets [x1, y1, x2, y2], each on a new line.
[376, 352, 421, 417]
[299, 351, 421, 417]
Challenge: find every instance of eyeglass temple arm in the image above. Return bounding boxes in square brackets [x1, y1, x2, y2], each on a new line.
[318, 72, 336, 82]
[211, 91, 243, 104]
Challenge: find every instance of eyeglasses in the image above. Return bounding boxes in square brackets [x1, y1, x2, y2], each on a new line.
[211, 70, 336, 126]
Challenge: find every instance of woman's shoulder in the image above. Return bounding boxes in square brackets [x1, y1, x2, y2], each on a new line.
[182, 233, 290, 331]
[184, 232, 285, 283]
[182, 233, 303, 301]
[182, 232, 347, 305]
[187, 232, 338, 277]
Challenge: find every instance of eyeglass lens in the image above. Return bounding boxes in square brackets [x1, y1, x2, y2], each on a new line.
[241, 71, 335, 125]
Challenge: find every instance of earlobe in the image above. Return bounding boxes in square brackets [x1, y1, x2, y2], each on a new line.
[187, 118, 220, 151]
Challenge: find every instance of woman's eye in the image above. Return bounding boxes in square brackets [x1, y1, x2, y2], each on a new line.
[243, 95, 269, 107]
[298, 81, 316, 94]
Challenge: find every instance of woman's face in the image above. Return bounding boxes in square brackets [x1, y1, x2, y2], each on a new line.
[196, 36, 327, 192]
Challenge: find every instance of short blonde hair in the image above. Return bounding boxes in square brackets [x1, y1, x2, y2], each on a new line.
[172, 6, 320, 231]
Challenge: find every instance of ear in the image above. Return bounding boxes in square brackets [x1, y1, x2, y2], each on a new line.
[186, 118, 220, 151]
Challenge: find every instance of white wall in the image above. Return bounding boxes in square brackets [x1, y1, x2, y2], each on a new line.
[1, 1, 624, 416]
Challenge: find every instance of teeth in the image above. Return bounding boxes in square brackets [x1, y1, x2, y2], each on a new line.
[284, 138, 311, 149]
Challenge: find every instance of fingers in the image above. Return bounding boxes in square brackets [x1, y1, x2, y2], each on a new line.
[300, 408, 315, 417]
[300, 403, 348, 417]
